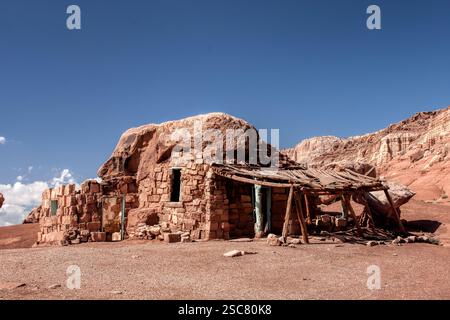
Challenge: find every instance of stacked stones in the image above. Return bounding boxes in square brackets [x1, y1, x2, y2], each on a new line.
[202, 171, 231, 240]
[128, 223, 162, 240]
[128, 222, 191, 243]
[38, 181, 104, 245]
[312, 214, 349, 232]
[225, 181, 253, 238]
[271, 188, 295, 234]
[132, 162, 212, 239]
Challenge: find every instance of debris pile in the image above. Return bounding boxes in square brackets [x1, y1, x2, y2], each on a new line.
[267, 233, 302, 247]
[391, 234, 440, 246]
[128, 223, 192, 243]
[354, 181, 415, 229]
[129, 223, 162, 240]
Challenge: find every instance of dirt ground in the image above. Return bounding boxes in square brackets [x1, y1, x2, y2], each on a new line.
[0, 198, 449, 300]
[0, 224, 39, 250]
[0, 238, 449, 300]
[401, 199, 450, 245]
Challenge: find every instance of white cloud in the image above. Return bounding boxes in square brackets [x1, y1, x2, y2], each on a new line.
[16, 176, 23, 182]
[51, 169, 76, 186]
[0, 181, 48, 226]
[0, 169, 77, 226]
[0, 137, 5, 145]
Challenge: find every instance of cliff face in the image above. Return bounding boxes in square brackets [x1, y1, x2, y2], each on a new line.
[286, 107, 450, 201]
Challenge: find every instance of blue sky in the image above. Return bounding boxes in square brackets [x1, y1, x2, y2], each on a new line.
[1, 0, 450, 186]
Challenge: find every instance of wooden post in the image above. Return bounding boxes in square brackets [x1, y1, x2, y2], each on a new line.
[340, 194, 349, 218]
[383, 189, 406, 234]
[345, 194, 363, 237]
[362, 192, 376, 230]
[294, 190, 309, 244]
[303, 194, 312, 224]
[265, 187, 272, 233]
[254, 185, 264, 238]
[282, 186, 294, 238]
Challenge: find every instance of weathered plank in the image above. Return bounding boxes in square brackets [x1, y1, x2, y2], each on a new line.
[383, 189, 406, 234]
[282, 186, 294, 238]
[294, 189, 309, 244]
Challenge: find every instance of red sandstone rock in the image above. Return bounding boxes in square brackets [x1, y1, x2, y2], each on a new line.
[286, 106, 450, 202]
[363, 181, 416, 215]
[90, 232, 106, 242]
[126, 208, 158, 234]
[23, 206, 42, 224]
[163, 232, 181, 243]
[97, 113, 255, 181]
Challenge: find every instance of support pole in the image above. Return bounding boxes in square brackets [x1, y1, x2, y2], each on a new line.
[254, 185, 264, 238]
[304, 194, 312, 224]
[383, 189, 406, 234]
[282, 186, 294, 238]
[265, 187, 272, 233]
[294, 190, 309, 244]
[345, 194, 363, 237]
[340, 194, 349, 219]
[362, 192, 376, 230]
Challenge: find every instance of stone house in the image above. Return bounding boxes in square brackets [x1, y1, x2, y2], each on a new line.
[34, 113, 402, 245]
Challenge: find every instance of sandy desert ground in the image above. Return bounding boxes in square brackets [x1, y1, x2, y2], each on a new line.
[0, 240, 449, 300]
[0, 198, 449, 300]
[0, 230, 449, 300]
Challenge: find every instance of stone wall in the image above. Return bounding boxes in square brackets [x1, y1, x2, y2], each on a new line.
[130, 161, 215, 240]
[225, 180, 254, 238]
[36, 164, 308, 245]
[37, 179, 138, 245]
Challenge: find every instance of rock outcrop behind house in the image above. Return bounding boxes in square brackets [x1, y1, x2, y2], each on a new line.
[97, 112, 271, 237]
[23, 206, 41, 224]
[286, 107, 450, 201]
[98, 112, 257, 183]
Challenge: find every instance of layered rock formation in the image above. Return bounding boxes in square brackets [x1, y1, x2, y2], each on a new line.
[286, 106, 450, 201]
[98, 112, 256, 181]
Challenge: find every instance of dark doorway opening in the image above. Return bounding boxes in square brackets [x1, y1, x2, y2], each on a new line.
[170, 168, 181, 202]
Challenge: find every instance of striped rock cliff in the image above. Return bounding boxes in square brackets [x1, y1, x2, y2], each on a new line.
[286, 107, 450, 202]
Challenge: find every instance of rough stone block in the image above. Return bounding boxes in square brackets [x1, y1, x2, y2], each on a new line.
[112, 232, 122, 241]
[164, 233, 181, 243]
[90, 232, 106, 242]
[90, 182, 100, 194]
[335, 217, 347, 228]
[87, 221, 101, 232]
